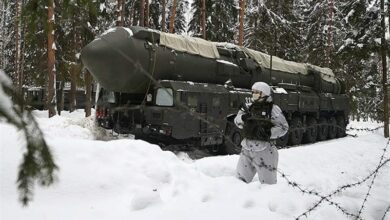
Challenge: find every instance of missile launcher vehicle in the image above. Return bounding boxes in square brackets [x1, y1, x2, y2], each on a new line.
[81, 26, 349, 154]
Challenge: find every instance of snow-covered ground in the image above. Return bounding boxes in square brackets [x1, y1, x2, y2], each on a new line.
[1, 110, 389, 220]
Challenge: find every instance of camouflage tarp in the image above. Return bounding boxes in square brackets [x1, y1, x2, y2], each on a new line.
[160, 32, 220, 59]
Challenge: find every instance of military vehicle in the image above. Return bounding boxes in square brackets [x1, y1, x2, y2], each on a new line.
[80, 26, 349, 154]
[23, 84, 96, 111]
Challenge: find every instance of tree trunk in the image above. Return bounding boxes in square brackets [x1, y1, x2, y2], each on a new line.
[84, 69, 92, 117]
[117, 0, 124, 26]
[57, 80, 64, 115]
[19, 22, 26, 109]
[162, 0, 166, 32]
[47, 0, 57, 117]
[132, 5, 138, 26]
[201, 0, 206, 39]
[327, 0, 334, 67]
[15, 0, 22, 93]
[140, 0, 145, 26]
[382, 0, 389, 137]
[145, 0, 149, 27]
[238, 0, 245, 46]
[129, 5, 134, 26]
[0, 1, 6, 70]
[69, 21, 77, 113]
[169, 0, 177, 33]
[69, 65, 77, 112]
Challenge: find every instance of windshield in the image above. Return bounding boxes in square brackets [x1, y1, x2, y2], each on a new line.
[156, 88, 174, 106]
[98, 88, 116, 103]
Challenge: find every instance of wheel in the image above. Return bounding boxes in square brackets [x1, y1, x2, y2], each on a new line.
[336, 115, 346, 138]
[288, 116, 303, 146]
[207, 145, 224, 155]
[328, 116, 337, 139]
[222, 121, 243, 154]
[303, 117, 318, 144]
[317, 117, 328, 141]
[275, 132, 289, 149]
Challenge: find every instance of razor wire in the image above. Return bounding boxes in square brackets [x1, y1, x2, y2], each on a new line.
[96, 35, 390, 220]
[356, 138, 390, 219]
[382, 205, 390, 220]
[347, 126, 384, 132]
[295, 138, 389, 220]
[251, 139, 390, 220]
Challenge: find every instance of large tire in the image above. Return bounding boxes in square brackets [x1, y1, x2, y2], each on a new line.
[328, 116, 337, 139]
[336, 115, 346, 138]
[317, 117, 328, 141]
[303, 117, 318, 144]
[207, 145, 225, 155]
[288, 116, 303, 146]
[223, 121, 243, 154]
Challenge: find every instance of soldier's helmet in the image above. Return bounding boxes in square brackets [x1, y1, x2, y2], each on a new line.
[251, 82, 272, 102]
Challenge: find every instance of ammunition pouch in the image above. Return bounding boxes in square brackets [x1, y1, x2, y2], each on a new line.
[243, 117, 273, 141]
[242, 101, 274, 141]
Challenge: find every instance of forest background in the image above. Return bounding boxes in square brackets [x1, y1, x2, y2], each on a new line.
[0, 0, 389, 122]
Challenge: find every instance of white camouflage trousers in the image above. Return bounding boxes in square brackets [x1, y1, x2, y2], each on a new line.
[236, 146, 279, 184]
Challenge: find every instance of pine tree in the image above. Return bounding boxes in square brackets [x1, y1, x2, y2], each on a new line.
[126, 0, 139, 27]
[47, 0, 57, 117]
[245, 0, 302, 61]
[201, 0, 206, 38]
[85, 69, 92, 117]
[302, 0, 345, 67]
[0, 1, 5, 69]
[161, 0, 167, 31]
[117, 0, 125, 26]
[169, 0, 177, 33]
[3, 1, 21, 84]
[97, 0, 117, 30]
[189, 0, 236, 41]
[145, 0, 150, 27]
[167, 0, 188, 34]
[140, 0, 145, 26]
[336, 0, 382, 120]
[0, 0, 12, 72]
[59, 0, 99, 114]
[22, 0, 48, 87]
[60, 0, 77, 112]
[148, 0, 162, 30]
[208, 0, 238, 42]
[188, 0, 212, 37]
[380, 0, 388, 136]
[175, 0, 189, 34]
[15, 0, 23, 93]
[239, 0, 246, 45]
[0, 70, 58, 206]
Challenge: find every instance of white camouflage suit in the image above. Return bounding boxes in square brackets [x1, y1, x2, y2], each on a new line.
[234, 92, 289, 184]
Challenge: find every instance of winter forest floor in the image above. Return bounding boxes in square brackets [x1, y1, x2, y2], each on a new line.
[1, 110, 389, 220]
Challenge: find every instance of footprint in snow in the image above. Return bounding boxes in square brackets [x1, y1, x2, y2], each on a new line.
[130, 189, 162, 211]
[201, 194, 212, 202]
[268, 201, 277, 212]
[243, 199, 255, 208]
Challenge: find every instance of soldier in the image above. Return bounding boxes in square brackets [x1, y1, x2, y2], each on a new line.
[234, 82, 289, 184]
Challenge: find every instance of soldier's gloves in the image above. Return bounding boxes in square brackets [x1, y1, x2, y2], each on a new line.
[241, 113, 251, 122]
[256, 118, 274, 128]
[257, 126, 265, 136]
[257, 126, 271, 140]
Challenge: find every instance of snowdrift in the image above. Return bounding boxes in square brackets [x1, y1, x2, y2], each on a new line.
[1, 110, 389, 220]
